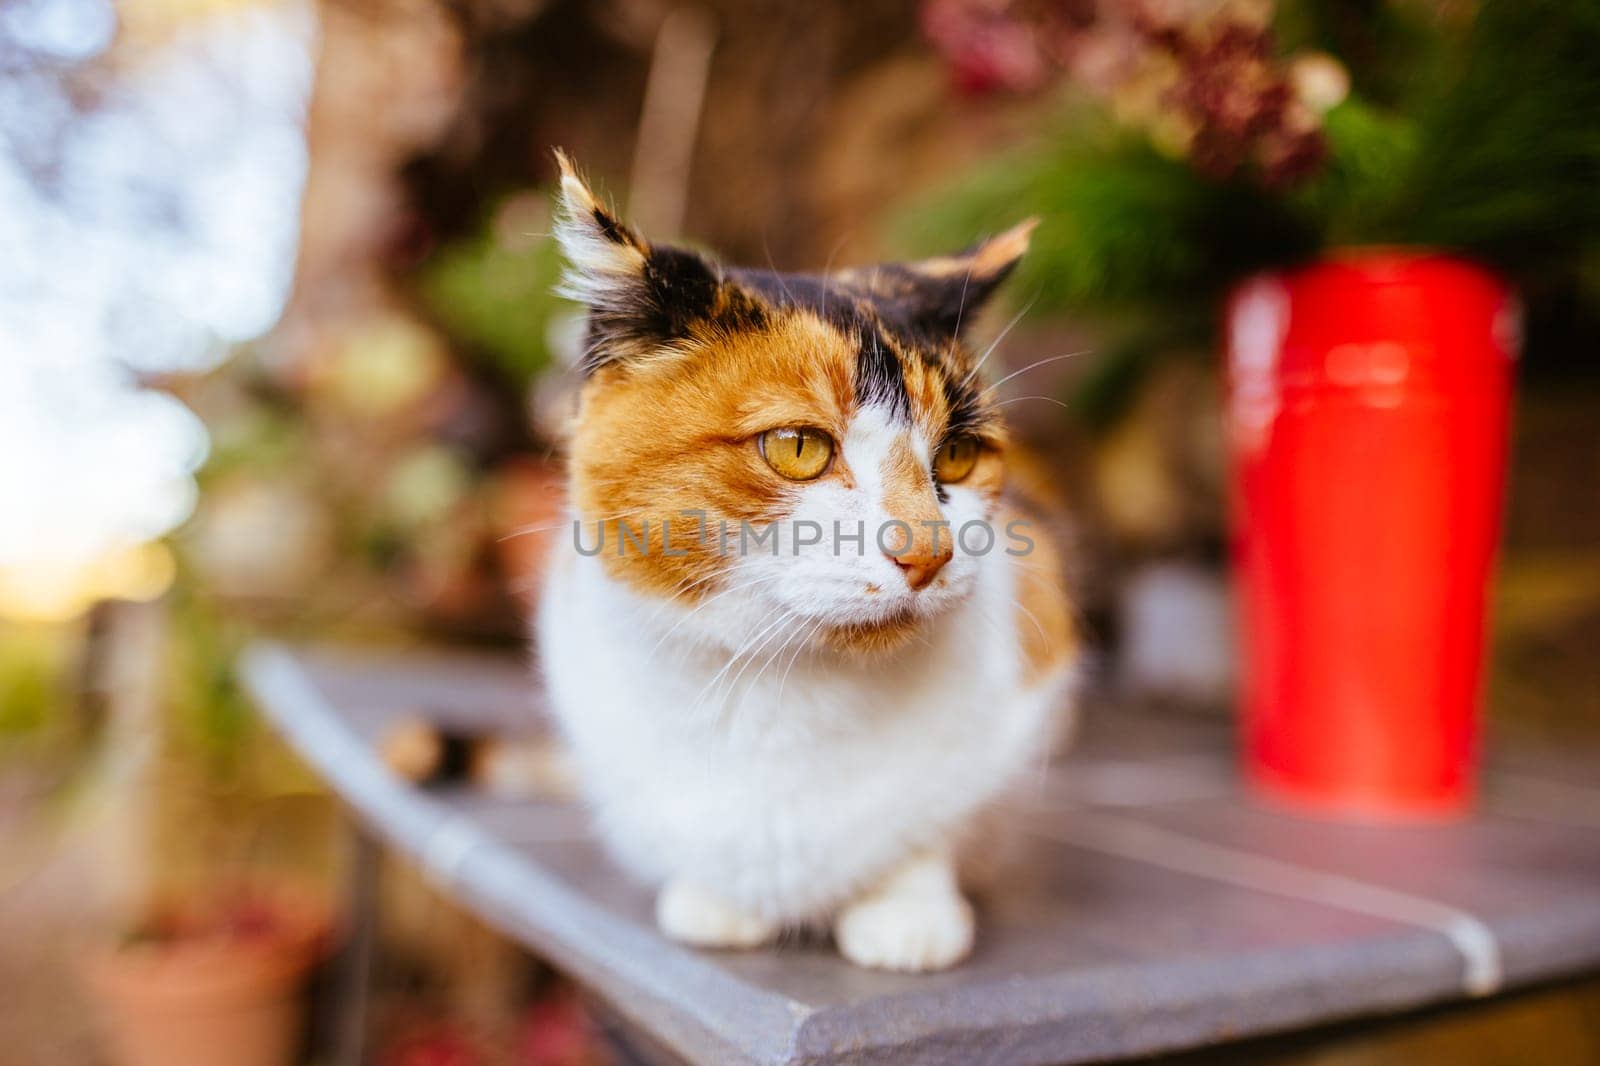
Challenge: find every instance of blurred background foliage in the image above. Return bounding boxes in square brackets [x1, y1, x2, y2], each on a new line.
[904, 0, 1600, 426]
[416, 198, 570, 389]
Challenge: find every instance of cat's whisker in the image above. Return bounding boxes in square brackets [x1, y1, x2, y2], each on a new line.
[636, 569, 731, 633]
[993, 395, 1069, 412]
[656, 564, 748, 602]
[821, 234, 850, 278]
[499, 521, 581, 543]
[688, 601, 790, 694]
[948, 266, 975, 341]
[979, 350, 1091, 399]
[762, 239, 797, 305]
[818, 233, 858, 319]
[499, 507, 647, 543]
[961, 298, 1035, 391]
[973, 607, 1011, 645]
[1009, 596, 1050, 645]
[774, 614, 827, 707]
[717, 606, 806, 708]
[643, 572, 787, 662]
[1003, 552, 1064, 574]
[686, 605, 796, 719]
[643, 569, 780, 633]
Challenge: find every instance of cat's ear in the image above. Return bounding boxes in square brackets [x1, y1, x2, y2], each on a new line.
[876, 219, 1038, 340]
[552, 150, 721, 373]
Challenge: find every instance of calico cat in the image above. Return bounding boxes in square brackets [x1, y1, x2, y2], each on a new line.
[537, 152, 1076, 972]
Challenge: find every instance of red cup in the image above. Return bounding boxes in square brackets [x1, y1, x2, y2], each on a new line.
[1225, 251, 1518, 819]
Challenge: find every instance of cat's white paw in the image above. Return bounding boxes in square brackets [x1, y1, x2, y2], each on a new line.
[834, 892, 975, 972]
[656, 879, 776, 949]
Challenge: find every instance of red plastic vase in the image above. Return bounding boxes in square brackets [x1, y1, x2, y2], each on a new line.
[1225, 250, 1518, 819]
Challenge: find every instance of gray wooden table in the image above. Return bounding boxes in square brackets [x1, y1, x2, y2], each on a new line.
[239, 642, 1600, 1066]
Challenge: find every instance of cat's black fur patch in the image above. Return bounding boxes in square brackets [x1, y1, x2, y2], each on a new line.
[841, 265, 969, 344]
[592, 207, 628, 245]
[731, 266, 1001, 429]
[732, 268, 916, 420]
[584, 248, 1003, 441]
[728, 269, 843, 326]
[581, 245, 766, 375]
[645, 246, 727, 336]
[941, 369, 987, 441]
[854, 322, 912, 421]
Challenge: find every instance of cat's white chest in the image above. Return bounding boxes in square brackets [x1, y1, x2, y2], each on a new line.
[537, 548, 1061, 923]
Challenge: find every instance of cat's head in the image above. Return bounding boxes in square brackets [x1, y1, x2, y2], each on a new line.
[553, 152, 1034, 655]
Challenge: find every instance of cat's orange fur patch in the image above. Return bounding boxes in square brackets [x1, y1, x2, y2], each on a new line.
[1004, 504, 1075, 685]
[570, 311, 856, 599]
[878, 437, 946, 559]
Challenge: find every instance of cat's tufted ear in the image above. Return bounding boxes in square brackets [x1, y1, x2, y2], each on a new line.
[846, 219, 1038, 342]
[552, 150, 723, 374]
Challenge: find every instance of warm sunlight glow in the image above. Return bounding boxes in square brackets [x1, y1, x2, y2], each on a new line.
[0, 541, 177, 622]
[0, 0, 312, 617]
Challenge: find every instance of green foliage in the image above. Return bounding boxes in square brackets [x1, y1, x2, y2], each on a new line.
[416, 210, 570, 386]
[201, 404, 308, 482]
[900, 124, 1317, 324]
[1289, 0, 1600, 261]
[1275, 0, 1460, 108]
[1293, 98, 1417, 245]
[1069, 315, 1218, 432]
[913, 0, 1600, 300]
[164, 591, 257, 776]
[0, 624, 69, 738]
[1390, 0, 1600, 267]
[901, 0, 1600, 425]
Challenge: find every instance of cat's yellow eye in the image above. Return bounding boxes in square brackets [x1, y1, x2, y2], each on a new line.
[934, 436, 980, 483]
[758, 427, 834, 481]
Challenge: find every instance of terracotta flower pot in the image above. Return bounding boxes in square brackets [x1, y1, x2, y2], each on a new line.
[1225, 250, 1518, 819]
[81, 888, 331, 1066]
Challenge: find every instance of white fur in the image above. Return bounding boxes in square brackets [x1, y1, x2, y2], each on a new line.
[537, 402, 1071, 967]
[551, 172, 648, 312]
[834, 847, 975, 970]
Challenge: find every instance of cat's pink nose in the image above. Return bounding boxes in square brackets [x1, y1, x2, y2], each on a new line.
[890, 546, 952, 591]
